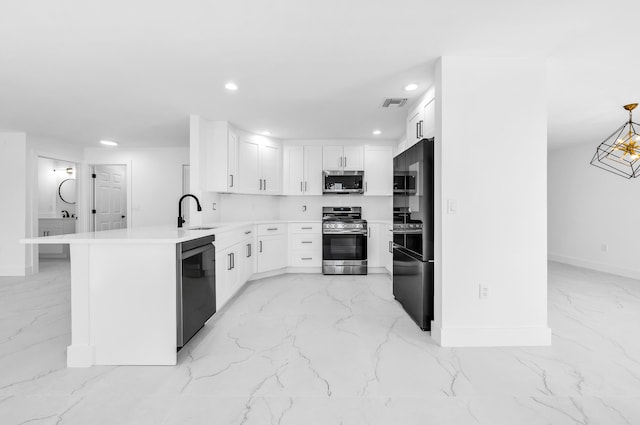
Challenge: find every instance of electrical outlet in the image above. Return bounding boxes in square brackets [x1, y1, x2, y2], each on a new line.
[479, 284, 488, 300]
[447, 199, 458, 215]
[601, 243, 608, 252]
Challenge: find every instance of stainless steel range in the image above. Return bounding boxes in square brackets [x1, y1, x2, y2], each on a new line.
[322, 206, 367, 275]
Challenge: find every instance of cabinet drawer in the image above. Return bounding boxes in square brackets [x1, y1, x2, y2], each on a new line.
[290, 254, 321, 267]
[257, 223, 286, 236]
[291, 234, 322, 251]
[290, 222, 321, 234]
[215, 226, 254, 251]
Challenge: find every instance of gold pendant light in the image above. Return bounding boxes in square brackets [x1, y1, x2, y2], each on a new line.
[591, 103, 640, 178]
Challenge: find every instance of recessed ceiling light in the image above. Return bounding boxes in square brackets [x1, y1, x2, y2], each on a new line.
[225, 82, 238, 91]
[404, 83, 419, 92]
[372, 130, 382, 135]
[100, 140, 118, 146]
[261, 130, 271, 136]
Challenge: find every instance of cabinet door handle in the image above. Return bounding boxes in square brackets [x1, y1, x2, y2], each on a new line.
[264, 179, 267, 191]
[301, 226, 313, 230]
[300, 181, 303, 193]
[344, 156, 347, 168]
[365, 182, 368, 192]
[267, 227, 278, 231]
[419, 120, 424, 138]
[245, 230, 252, 234]
[305, 181, 308, 192]
[301, 241, 312, 244]
[259, 241, 263, 252]
[227, 253, 232, 270]
[368, 227, 371, 238]
[247, 243, 251, 257]
[259, 179, 262, 190]
[389, 241, 393, 253]
[340, 156, 343, 167]
[301, 257, 312, 260]
[230, 174, 234, 188]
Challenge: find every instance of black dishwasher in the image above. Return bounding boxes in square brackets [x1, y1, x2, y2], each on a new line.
[177, 235, 216, 348]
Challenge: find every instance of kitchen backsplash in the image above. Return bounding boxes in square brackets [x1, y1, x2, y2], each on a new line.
[280, 195, 392, 221]
[213, 193, 392, 222]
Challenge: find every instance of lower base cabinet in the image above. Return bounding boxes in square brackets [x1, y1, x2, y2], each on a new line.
[215, 231, 254, 311]
[257, 235, 287, 273]
[39, 218, 76, 257]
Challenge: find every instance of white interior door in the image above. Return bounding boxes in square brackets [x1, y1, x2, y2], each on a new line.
[93, 165, 127, 231]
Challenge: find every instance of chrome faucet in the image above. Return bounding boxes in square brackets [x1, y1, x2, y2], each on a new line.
[61, 210, 70, 218]
[178, 194, 202, 228]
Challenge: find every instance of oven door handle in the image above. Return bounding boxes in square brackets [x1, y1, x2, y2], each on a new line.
[322, 229, 368, 235]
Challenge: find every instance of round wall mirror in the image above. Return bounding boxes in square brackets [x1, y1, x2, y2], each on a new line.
[58, 178, 76, 204]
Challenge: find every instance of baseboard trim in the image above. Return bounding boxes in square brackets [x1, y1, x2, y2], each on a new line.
[67, 344, 94, 367]
[548, 253, 640, 280]
[0, 266, 27, 277]
[431, 322, 552, 347]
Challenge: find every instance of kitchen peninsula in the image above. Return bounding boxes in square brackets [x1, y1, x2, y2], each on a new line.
[22, 223, 251, 367]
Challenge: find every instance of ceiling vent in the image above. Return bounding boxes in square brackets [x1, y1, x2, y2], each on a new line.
[382, 98, 408, 108]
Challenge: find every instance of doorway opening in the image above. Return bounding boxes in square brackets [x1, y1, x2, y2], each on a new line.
[37, 156, 78, 260]
[90, 164, 128, 232]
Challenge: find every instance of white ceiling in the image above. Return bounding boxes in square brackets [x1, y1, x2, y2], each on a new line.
[0, 0, 637, 149]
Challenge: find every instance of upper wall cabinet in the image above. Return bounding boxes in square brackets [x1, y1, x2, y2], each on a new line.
[283, 145, 323, 195]
[405, 88, 435, 150]
[364, 146, 393, 196]
[238, 136, 281, 195]
[205, 121, 239, 193]
[323, 146, 364, 171]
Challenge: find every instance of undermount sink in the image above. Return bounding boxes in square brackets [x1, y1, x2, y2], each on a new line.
[188, 226, 217, 231]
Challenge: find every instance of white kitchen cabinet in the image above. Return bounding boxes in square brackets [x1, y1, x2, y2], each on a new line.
[257, 236, 287, 273]
[343, 146, 364, 170]
[323, 146, 364, 171]
[364, 146, 393, 196]
[367, 223, 382, 267]
[39, 218, 75, 257]
[205, 121, 239, 193]
[406, 96, 435, 148]
[257, 223, 288, 273]
[238, 137, 281, 194]
[239, 238, 254, 284]
[214, 225, 255, 310]
[422, 98, 435, 140]
[283, 145, 323, 195]
[289, 222, 322, 267]
[215, 244, 239, 310]
[407, 107, 423, 148]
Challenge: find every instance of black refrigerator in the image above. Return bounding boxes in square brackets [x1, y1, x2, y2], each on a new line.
[392, 138, 434, 331]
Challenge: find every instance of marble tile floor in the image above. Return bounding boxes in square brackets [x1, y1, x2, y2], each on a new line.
[1, 260, 639, 424]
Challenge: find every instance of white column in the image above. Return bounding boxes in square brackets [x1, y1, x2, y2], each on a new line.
[432, 57, 551, 347]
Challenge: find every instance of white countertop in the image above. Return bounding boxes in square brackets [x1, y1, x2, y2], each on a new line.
[21, 218, 391, 245]
[22, 220, 323, 245]
[22, 222, 253, 245]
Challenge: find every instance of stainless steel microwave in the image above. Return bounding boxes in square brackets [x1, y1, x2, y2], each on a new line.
[323, 171, 364, 194]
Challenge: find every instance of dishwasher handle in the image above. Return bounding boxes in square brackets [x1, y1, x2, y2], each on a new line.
[181, 243, 214, 260]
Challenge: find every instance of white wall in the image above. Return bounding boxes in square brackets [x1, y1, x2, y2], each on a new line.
[433, 57, 550, 347]
[83, 147, 189, 228]
[0, 133, 27, 276]
[548, 142, 640, 279]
